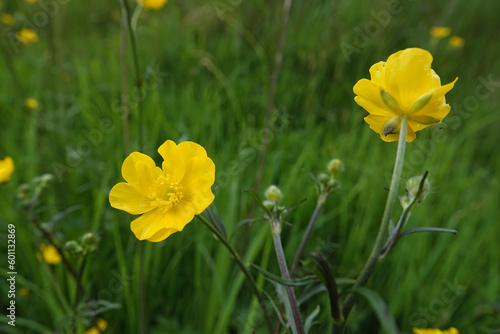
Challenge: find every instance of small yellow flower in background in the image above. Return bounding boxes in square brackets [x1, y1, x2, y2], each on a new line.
[20, 288, 30, 297]
[109, 140, 215, 242]
[413, 327, 459, 334]
[353, 48, 457, 142]
[25, 0, 39, 3]
[25, 98, 39, 109]
[84, 319, 108, 334]
[429, 26, 451, 39]
[16, 28, 39, 45]
[37, 244, 62, 265]
[1, 13, 14, 25]
[0, 156, 15, 184]
[137, 0, 168, 10]
[449, 36, 465, 48]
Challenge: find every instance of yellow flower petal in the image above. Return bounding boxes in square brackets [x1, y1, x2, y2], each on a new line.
[364, 115, 416, 142]
[385, 48, 435, 110]
[130, 208, 166, 240]
[182, 157, 215, 214]
[109, 183, 153, 215]
[412, 78, 457, 118]
[354, 79, 393, 115]
[130, 201, 195, 240]
[158, 140, 186, 180]
[429, 26, 451, 39]
[0, 156, 15, 184]
[137, 0, 167, 10]
[121, 152, 161, 195]
[368, 61, 386, 87]
[146, 228, 178, 242]
[178, 141, 208, 161]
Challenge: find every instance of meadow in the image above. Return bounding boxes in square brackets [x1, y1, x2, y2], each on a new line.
[0, 0, 499, 333]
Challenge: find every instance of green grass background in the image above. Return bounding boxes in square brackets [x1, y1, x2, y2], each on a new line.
[0, 0, 499, 333]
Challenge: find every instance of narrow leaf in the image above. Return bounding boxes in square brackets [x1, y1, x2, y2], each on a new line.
[250, 263, 318, 287]
[304, 305, 321, 334]
[243, 189, 271, 215]
[349, 287, 399, 334]
[400, 227, 458, 237]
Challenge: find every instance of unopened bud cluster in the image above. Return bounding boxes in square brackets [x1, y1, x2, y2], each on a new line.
[264, 185, 287, 234]
[400, 175, 431, 209]
[317, 159, 343, 198]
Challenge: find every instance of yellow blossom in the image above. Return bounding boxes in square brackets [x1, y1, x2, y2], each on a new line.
[96, 319, 107, 331]
[20, 288, 30, 297]
[38, 244, 62, 265]
[25, 0, 39, 3]
[449, 36, 465, 48]
[16, 28, 39, 45]
[109, 140, 215, 242]
[0, 156, 15, 184]
[429, 26, 451, 39]
[83, 319, 108, 334]
[1, 13, 14, 25]
[25, 98, 39, 109]
[137, 0, 168, 10]
[353, 48, 457, 142]
[413, 327, 459, 334]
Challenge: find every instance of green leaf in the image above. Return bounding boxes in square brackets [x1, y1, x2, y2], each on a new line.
[304, 305, 321, 334]
[349, 287, 399, 334]
[250, 263, 318, 287]
[243, 189, 271, 216]
[309, 253, 342, 322]
[400, 227, 458, 237]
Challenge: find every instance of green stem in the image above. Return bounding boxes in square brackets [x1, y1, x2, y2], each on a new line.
[271, 229, 305, 334]
[197, 214, 274, 334]
[341, 115, 408, 319]
[290, 194, 326, 276]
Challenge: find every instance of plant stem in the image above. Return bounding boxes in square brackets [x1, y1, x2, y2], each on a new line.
[290, 193, 327, 276]
[341, 115, 408, 319]
[196, 214, 274, 334]
[270, 225, 305, 334]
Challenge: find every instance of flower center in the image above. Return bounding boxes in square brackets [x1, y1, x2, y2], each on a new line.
[148, 174, 184, 209]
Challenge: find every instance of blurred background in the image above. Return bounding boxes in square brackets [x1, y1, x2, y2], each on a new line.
[0, 0, 499, 333]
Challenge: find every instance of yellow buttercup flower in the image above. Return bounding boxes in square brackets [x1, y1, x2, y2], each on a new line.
[1, 13, 14, 25]
[429, 26, 451, 39]
[353, 48, 457, 142]
[38, 244, 62, 265]
[25, 98, 39, 109]
[413, 327, 459, 334]
[109, 140, 215, 242]
[83, 319, 108, 334]
[0, 156, 15, 184]
[16, 28, 39, 45]
[449, 36, 465, 48]
[137, 0, 168, 10]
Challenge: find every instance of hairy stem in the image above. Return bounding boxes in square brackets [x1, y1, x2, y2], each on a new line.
[341, 115, 408, 319]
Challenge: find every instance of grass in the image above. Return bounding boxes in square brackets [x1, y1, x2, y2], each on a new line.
[0, 0, 499, 333]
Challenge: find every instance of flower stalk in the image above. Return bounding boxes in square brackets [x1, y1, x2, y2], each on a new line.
[270, 218, 305, 334]
[341, 115, 408, 319]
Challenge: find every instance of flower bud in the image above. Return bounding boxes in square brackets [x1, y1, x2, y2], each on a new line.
[265, 185, 282, 203]
[64, 240, 83, 256]
[263, 200, 275, 211]
[406, 175, 430, 202]
[17, 183, 31, 200]
[82, 233, 97, 247]
[327, 159, 343, 176]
